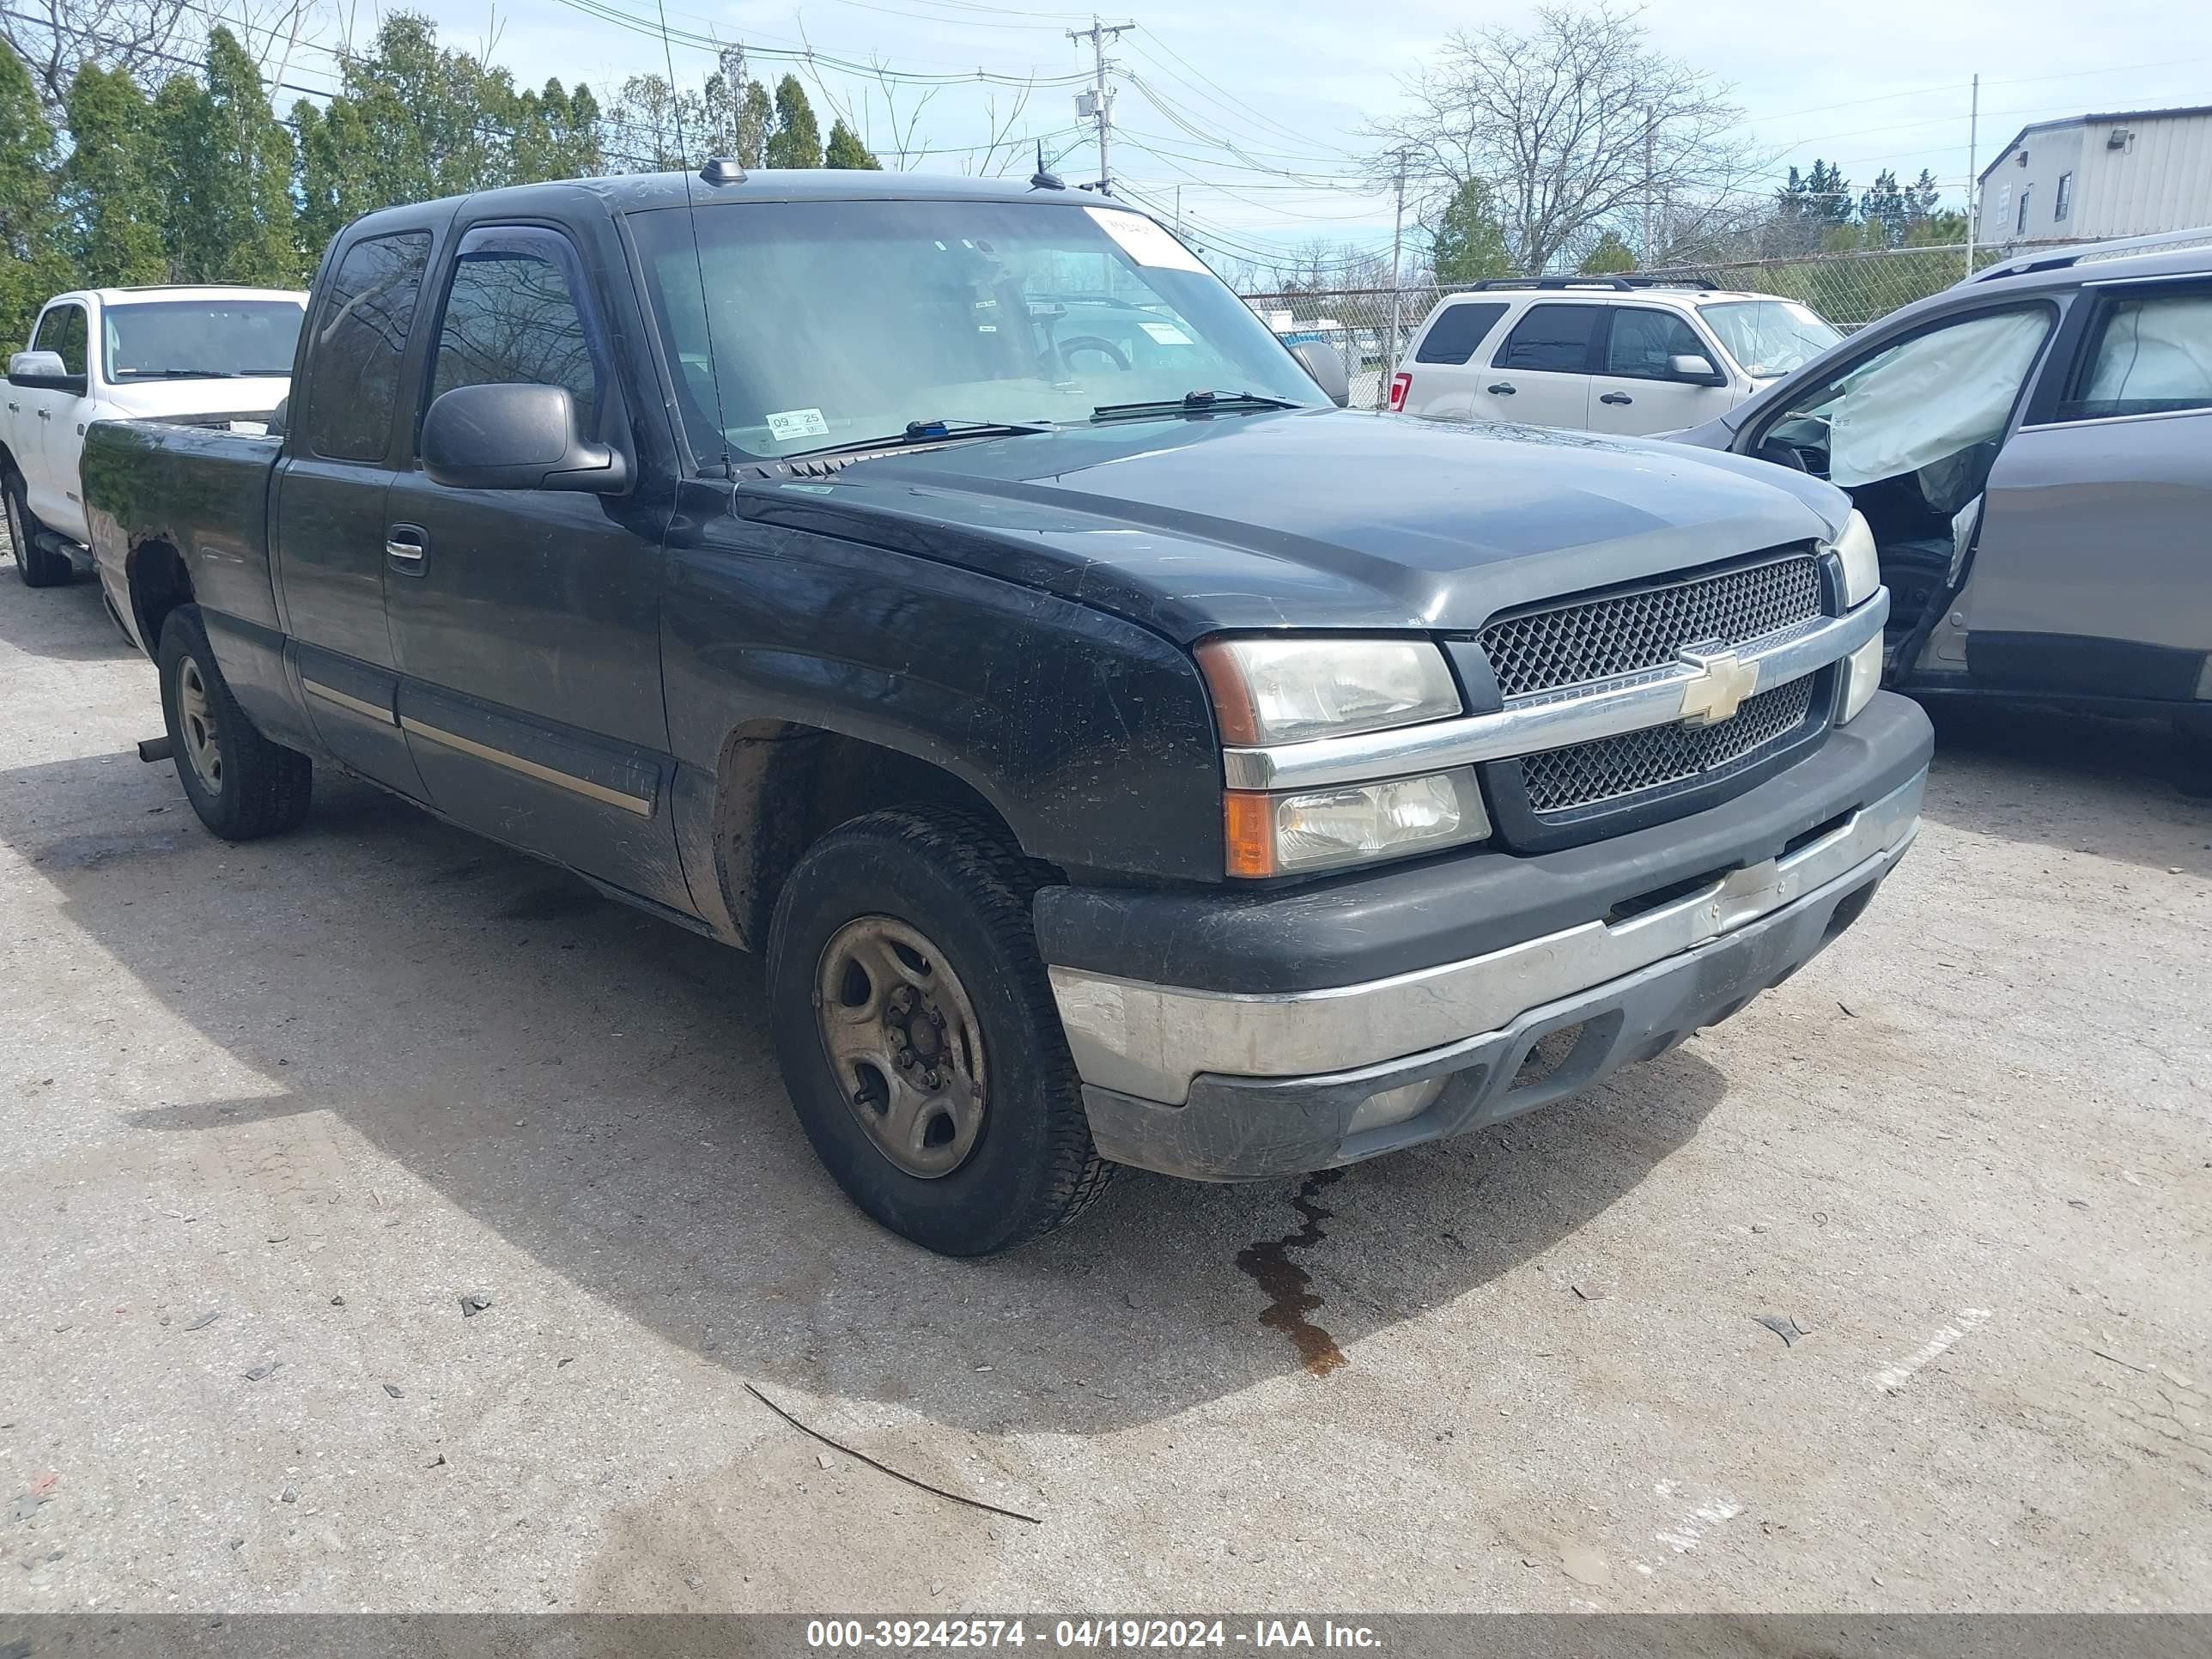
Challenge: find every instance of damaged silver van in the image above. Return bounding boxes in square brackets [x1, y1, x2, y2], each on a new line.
[1669, 229, 2212, 762]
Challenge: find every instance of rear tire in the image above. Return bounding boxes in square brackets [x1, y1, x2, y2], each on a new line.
[157, 605, 313, 840]
[4, 470, 71, 587]
[766, 808, 1115, 1255]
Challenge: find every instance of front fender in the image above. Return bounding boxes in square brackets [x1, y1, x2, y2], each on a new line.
[659, 513, 1225, 885]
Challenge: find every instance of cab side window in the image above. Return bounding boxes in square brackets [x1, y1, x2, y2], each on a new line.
[33, 304, 88, 376]
[299, 231, 433, 462]
[2063, 289, 2212, 420]
[1602, 309, 1705, 380]
[428, 231, 604, 428]
[1492, 304, 1602, 373]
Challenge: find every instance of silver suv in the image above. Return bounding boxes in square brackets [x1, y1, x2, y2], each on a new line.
[1669, 230, 2212, 758]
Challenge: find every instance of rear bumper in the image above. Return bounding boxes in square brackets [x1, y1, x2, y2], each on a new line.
[1043, 695, 1931, 1181]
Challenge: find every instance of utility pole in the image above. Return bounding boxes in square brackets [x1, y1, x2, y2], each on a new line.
[1965, 73, 1980, 276]
[1641, 106, 1656, 265]
[1067, 15, 1136, 195]
[1385, 149, 1408, 397]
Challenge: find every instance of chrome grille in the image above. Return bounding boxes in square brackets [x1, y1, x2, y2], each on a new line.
[1481, 552, 1823, 700]
[1519, 673, 1818, 815]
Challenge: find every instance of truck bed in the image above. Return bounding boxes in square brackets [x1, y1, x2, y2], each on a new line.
[81, 416, 284, 653]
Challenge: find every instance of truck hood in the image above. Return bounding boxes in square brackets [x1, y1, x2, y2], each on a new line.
[100, 377, 289, 425]
[739, 407, 1850, 640]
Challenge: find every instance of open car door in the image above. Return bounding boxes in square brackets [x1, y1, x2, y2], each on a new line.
[1736, 301, 2060, 675]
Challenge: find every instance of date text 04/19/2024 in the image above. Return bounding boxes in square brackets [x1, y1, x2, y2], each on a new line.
[804, 1620, 1385, 1650]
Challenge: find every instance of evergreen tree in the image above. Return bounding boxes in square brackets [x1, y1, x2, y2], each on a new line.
[1577, 228, 1636, 274]
[155, 29, 298, 285]
[736, 81, 772, 168]
[0, 41, 65, 349]
[1430, 178, 1512, 282]
[823, 118, 879, 169]
[61, 62, 166, 287]
[765, 75, 820, 168]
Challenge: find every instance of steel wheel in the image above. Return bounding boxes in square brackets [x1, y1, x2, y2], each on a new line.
[813, 915, 988, 1179]
[175, 654, 223, 795]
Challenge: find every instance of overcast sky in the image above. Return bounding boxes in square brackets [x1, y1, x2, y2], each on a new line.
[366, 0, 2212, 256]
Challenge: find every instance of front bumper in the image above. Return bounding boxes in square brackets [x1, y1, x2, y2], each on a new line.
[1045, 696, 1930, 1181]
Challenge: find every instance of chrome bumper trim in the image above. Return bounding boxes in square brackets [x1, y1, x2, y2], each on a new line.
[1048, 769, 1922, 1105]
[1219, 589, 1889, 792]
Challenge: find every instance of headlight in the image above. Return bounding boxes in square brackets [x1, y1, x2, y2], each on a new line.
[1828, 509, 1881, 608]
[1196, 635, 1462, 746]
[1839, 634, 1884, 723]
[1224, 769, 1489, 878]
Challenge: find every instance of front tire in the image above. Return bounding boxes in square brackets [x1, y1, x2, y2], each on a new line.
[4, 470, 71, 587]
[767, 809, 1114, 1255]
[157, 605, 313, 840]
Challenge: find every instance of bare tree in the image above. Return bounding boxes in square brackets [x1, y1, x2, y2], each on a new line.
[1370, 1, 1757, 275]
[961, 84, 1033, 179]
[3, 0, 194, 111]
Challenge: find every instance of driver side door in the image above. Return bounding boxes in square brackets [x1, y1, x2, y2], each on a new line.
[381, 222, 689, 913]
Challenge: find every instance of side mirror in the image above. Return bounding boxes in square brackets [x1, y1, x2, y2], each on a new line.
[8, 349, 84, 393]
[422, 382, 629, 494]
[1668, 352, 1726, 388]
[1291, 339, 1351, 408]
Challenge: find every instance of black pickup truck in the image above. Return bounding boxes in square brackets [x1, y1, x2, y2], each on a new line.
[82, 168, 1930, 1255]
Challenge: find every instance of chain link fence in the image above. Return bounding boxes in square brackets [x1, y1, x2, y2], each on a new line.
[1239, 243, 2002, 411]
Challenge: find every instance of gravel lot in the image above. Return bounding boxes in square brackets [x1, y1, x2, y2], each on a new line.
[2, 568, 2208, 1614]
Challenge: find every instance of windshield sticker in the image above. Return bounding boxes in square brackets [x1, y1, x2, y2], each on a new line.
[1085, 207, 1208, 273]
[766, 407, 831, 441]
[1139, 321, 1194, 346]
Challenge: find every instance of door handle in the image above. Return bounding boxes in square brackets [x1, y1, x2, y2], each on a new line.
[1486, 382, 1516, 395]
[37, 408, 51, 421]
[6, 402, 16, 413]
[1600, 392, 1634, 405]
[385, 525, 428, 570]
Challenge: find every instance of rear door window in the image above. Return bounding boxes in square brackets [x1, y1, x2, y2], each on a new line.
[1414, 301, 1509, 365]
[1601, 308, 1707, 380]
[1492, 303, 1603, 373]
[300, 231, 433, 463]
[2063, 289, 2212, 419]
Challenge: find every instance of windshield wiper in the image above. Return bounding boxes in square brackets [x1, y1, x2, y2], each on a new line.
[123, 368, 246, 380]
[1091, 389, 1303, 421]
[780, 417, 1053, 461]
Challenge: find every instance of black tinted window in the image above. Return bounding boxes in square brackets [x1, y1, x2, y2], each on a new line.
[1494, 304, 1601, 372]
[2065, 290, 2212, 419]
[34, 305, 87, 375]
[1414, 301, 1509, 365]
[301, 232, 431, 461]
[1603, 308, 1705, 380]
[429, 235, 601, 426]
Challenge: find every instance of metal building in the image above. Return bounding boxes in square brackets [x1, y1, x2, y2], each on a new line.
[1976, 105, 2212, 246]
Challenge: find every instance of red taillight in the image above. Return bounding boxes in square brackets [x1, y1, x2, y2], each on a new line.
[1388, 371, 1411, 412]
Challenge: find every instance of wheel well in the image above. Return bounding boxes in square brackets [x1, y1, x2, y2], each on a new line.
[126, 539, 192, 653]
[712, 720, 1027, 948]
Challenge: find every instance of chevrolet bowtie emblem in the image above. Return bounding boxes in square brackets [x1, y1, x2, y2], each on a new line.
[1677, 649, 1759, 726]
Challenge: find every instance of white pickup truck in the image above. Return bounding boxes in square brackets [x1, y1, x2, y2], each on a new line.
[3, 285, 306, 586]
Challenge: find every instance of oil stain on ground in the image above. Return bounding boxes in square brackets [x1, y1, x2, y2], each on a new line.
[1236, 1169, 1347, 1376]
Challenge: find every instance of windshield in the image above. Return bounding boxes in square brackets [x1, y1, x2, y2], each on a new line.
[1698, 300, 1841, 380]
[628, 198, 1323, 460]
[103, 299, 305, 381]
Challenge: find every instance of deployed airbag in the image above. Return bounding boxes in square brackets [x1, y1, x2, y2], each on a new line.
[1827, 310, 2049, 488]
[2082, 295, 2212, 410]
